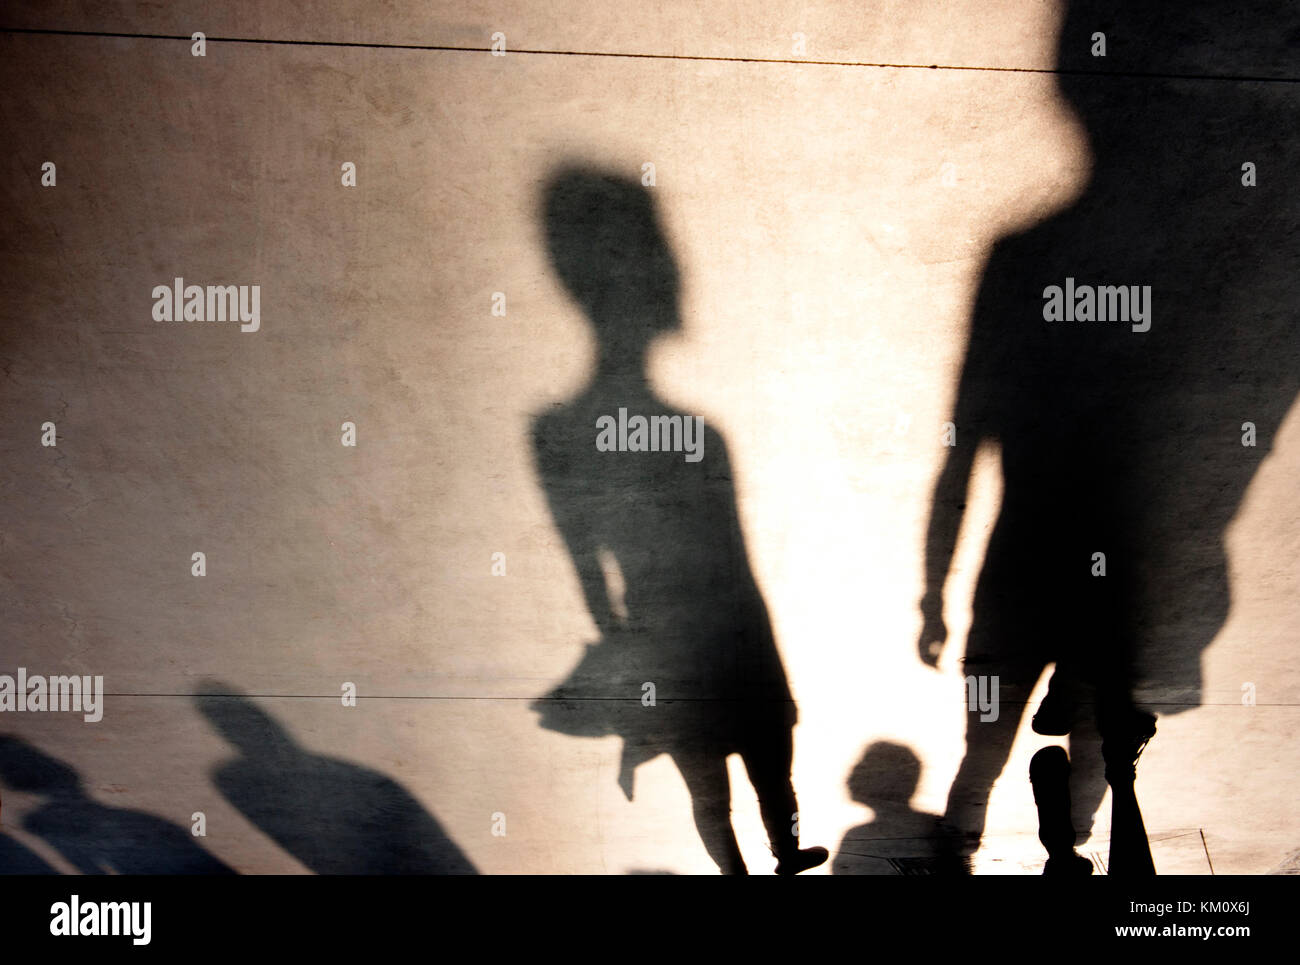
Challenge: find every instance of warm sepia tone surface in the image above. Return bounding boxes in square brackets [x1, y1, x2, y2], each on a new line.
[1, 1, 1297, 874]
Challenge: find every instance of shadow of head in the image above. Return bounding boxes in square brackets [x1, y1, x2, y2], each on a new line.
[0, 735, 81, 797]
[540, 165, 681, 342]
[848, 741, 922, 810]
[193, 679, 294, 757]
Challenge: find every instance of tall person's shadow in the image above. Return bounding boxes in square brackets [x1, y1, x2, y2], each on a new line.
[194, 681, 475, 874]
[0, 735, 235, 874]
[917, 0, 1300, 863]
[530, 167, 826, 875]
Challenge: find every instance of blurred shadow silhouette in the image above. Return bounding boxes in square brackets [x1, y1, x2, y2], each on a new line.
[918, 1, 1300, 869]
[0, 734, 234, 874]
[194, 680, 475, 874]
[2, 780, 55, 872]
[833, 741, 959, 875]
[530, 166, 826, 874]
[0, 832, 56, 873]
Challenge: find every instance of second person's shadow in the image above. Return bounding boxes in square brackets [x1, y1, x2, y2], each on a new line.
[0, 734, 234, 874]
[193, 680, 476, 874]
[530, 167, 825, 875]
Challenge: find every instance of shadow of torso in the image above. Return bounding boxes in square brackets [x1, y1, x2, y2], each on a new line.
[533, 383, 795, 756]
[962, 78, 1299, 704]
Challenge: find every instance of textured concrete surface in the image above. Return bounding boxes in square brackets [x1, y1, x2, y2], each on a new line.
[1, 1, 1297, 874]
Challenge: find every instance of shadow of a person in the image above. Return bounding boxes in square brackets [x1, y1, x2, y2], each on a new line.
[0, 734, 234, 874]
[917, 0, 1300, 866]
[530, 166, 826, 875]
[833, 741, 955, 875]
[193, 680, 475, 874]
[0, 832, 57, 873]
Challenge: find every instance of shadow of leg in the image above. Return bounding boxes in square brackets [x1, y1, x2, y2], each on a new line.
[672, 749, 746, 875]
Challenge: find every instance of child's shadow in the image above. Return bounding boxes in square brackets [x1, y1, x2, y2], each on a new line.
[833, 742, 957, 875]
